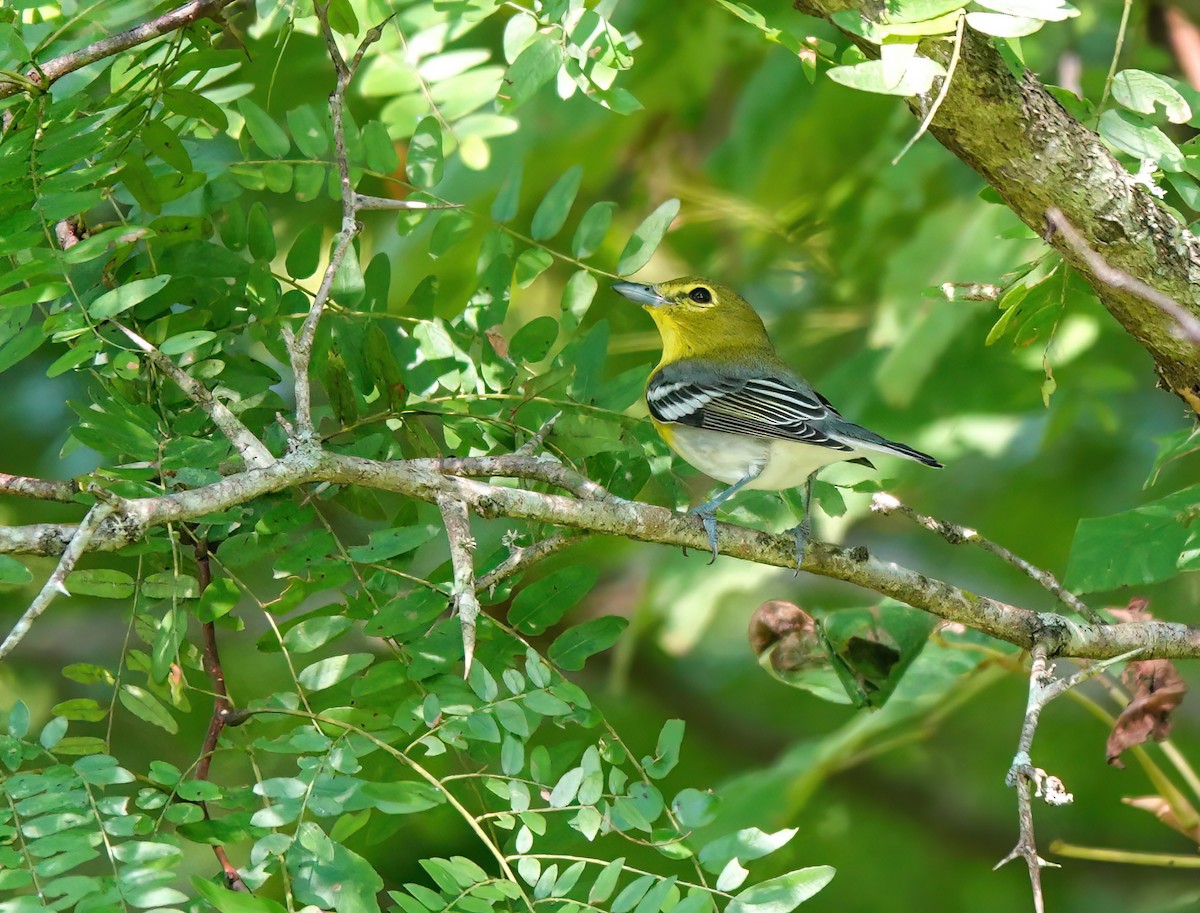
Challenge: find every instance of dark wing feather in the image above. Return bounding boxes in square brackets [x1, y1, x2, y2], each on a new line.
[646, 372, 853, 452]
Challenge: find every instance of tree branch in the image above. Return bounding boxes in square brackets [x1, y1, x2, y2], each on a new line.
[792, 0, 1200, 411]
[287, 8, 388, 439]
[438, 495, 481, 676]
[0, 0, 237, 100]
[0, 451, 1197, 661]
[0, 473, 78, 504]
[870, 492, 1102, 623]
[0, 497, 117, 660]
[114, 322, 275, 470]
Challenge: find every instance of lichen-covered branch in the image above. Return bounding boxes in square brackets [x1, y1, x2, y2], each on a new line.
[792, 0, 1200, 411]
[0, 0, 237, 100]
[1, 449, 1200, 662]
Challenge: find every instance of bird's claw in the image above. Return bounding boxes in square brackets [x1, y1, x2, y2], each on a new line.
[688, 507, 720, 564]
[787, 518, 811, 576]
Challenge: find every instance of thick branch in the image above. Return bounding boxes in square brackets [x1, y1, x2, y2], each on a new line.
[0, 450, 1195, 661]
[0, 473, 78, 503]
[793, 0, 1200, 410]
[0, 0, 236, 100]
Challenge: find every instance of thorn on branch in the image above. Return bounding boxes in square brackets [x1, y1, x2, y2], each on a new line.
[437, 495, 481, 677]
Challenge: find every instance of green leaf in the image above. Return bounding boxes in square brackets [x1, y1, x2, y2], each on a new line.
[611, 875, 655, 913]
[160, 330, 216, 355]
[359, 781, 445, 814]
[298, 653, 375, 691]
[1112, 69, 1192, 123]
[239, 98, 290, 157]
[248, 202, 277, 261]
[119, 684, 178, 733]
[617, 199, 680, 276]
[499, 34, 563, 113]
[362, 120, 399, 173]
[1064, 485, 1200, 592]
[74, 753, 136, 785]
[38, 717, 67, 750]
[196, 577, 239, 622]
[589, 857, 625, 903]
[672, 789, 718, 828]
[492, 166, 523, 223]
[407, 117, 444, 187]
[964, 12, 1043, 37]
[285, 616, 353, 654]
[347, 525, 439, 562]
[0, 556, 32, 584]
[973, 0, 1078, 19]
[549, 767, 584, 807]
[142, 120, 192, 174]
[883, 0, 968, 22]
[64, 569, 135, 599]
[287, 223, 325, 280]
[726, 868, 836, 913]
[548, 616, 628, 670]
[515, 248, 555, 288]
[509, 566, 599, 634]
[531, 166, 584, 241]
[699, 827, 798, 874]
[1098, 109, 1185, 172]
[643, 719, 685, 779]
[193, 877, 288, 913]
[826, 57, 946, 97]
[572, 201, 616, 258]
[510, 315, 558, 362]
[6, 701, 29, 738]
[88, 275, 171, 319]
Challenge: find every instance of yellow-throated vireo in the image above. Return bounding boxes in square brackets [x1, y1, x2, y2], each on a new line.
[614, 276, 942, 566]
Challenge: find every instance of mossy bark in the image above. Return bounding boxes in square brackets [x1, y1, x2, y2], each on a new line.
[795, 0, 1200, 411]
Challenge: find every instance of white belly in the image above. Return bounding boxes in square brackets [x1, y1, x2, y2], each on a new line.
[666, 424, 857, 491]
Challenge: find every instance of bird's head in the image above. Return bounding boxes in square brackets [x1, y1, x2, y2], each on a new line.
[612, 276, 772, 363]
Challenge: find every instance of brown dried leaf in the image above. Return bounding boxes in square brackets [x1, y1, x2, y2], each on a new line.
[1107, 596, 1151, 624]
[748, 600, 824, 676]
[486, 325, 509, 359]
[1106, 658, 1187, 767]
[1122, 795, 1200, 843]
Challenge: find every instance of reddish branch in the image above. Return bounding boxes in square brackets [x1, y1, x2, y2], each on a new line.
[0, 0, 238, 100]
[191, 535, 247, 892]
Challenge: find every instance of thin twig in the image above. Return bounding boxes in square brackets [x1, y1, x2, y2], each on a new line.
[996, 644, 1146, 911]
[477, 532, 584, 593]
[354, 195, 462, 211]
[113, 322, 275, 470]
[871, 492, 1103, 623]
[514, 411, 562, 457]
[187, 534, 248, 892]
[893, 11, 965, 165]
[0, 497, 116, 660]
[288, 7, 389, 439]
[1045, 208, 1200, 346]
[0, 473, 78, 503]
[0, 0, 237, 100]
[437, 495, 481, 677]
[1098, 0, 1134, 115]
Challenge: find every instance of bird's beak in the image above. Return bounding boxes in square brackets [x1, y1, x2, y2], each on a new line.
[612, 281, 669, 307]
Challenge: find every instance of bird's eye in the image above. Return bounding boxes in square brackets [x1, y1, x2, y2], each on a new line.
[688, 287, 712, 304]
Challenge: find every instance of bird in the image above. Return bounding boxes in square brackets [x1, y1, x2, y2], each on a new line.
[613, 276, 942, 567]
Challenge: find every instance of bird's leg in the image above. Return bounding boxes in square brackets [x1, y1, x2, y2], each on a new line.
[689, 468, 761, 563]
[784, 471, 819, 574]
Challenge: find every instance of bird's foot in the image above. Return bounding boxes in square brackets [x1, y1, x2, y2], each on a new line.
[688, 506, 720, 564]
[785, 517, 812, 576]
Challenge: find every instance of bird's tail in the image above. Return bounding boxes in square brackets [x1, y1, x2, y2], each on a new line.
[836, 428, 943, 468]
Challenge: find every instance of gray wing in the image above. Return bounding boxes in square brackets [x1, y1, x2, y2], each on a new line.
[646, 363, 941, 467]
[646, 367, 854, 452]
